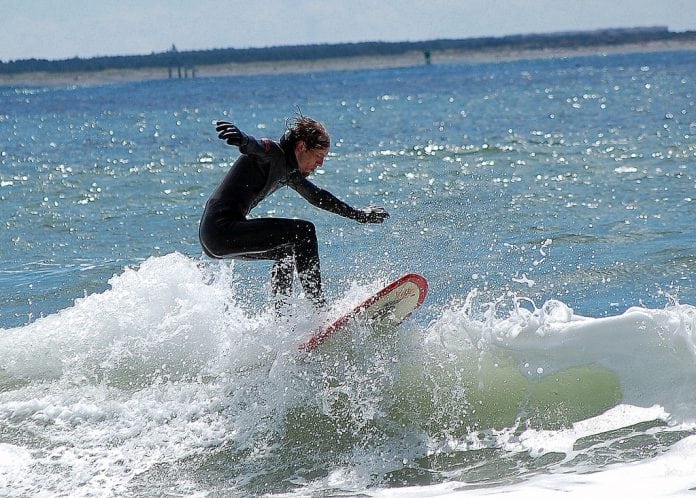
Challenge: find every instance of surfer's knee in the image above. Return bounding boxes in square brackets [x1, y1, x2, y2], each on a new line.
[295, 219, 316, 234]
[292, 219, 317, 243]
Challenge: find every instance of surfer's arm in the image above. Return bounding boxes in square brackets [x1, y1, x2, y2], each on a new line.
[288, 172, 389, 223]
[215, 121, 281, 157]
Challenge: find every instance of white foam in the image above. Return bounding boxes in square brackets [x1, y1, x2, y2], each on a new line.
[0, 443, 32, 475]
[428, 295, 696, 421]
[500, 403, 670, 457]
[373, 433, 696, 497]
[2, 254, 695, 496]
[0, 253, 255, 385]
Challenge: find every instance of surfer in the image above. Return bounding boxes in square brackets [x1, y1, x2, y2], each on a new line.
[199, 114, 389, 310]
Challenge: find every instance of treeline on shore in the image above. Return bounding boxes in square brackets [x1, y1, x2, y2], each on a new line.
[2, 27, 694, 75]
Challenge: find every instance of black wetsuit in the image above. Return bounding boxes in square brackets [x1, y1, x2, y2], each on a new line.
[199, 132, 366, 307]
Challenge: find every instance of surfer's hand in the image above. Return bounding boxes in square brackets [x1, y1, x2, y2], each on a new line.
[216, 121, 249, 147]
[356, 206, 389, 224]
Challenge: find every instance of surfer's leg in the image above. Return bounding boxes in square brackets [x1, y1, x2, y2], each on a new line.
[260, 219, 325, 308]
[203, 217, 325, 308]
[292, 222, 325, 308]
[271, 254, 294, 303]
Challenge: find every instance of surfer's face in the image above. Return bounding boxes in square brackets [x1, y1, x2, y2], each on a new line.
[296, 142, 329, 177]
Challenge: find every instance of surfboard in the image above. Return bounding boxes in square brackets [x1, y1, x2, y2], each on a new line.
[300, 273, 428, 351]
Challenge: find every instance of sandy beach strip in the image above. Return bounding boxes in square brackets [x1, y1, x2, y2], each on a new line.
[1, 39, 695, 88]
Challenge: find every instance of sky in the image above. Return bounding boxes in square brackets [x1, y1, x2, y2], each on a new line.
[2, 0, 696, 62]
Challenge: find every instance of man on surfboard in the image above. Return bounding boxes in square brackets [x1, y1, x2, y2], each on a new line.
[199, 114, 389, 310]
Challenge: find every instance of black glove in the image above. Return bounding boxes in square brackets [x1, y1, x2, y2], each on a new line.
[355, 206, 389, 224]
[215, 121, 249, 147]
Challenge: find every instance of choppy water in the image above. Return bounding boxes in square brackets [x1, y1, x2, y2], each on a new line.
[1, 50, 695, 496]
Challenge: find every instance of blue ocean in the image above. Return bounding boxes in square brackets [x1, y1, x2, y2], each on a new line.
[1, 49, 695, 496]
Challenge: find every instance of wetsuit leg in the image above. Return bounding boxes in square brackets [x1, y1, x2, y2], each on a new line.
[271, 255, 294, 302]
[294, 241, 323, 306]
[200, 217, 325, 307]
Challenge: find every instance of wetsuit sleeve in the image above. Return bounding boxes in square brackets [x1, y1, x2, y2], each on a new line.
[286, 171, 367, 221]
[239, 136, 282, 158]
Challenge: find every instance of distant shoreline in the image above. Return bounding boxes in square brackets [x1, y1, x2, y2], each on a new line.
[1, 39, 694, 88]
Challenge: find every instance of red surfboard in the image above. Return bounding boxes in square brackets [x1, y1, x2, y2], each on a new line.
[300, 273, 428, 351]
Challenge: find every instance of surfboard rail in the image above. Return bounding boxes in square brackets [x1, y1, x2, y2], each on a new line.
[300, 273, 428, 351]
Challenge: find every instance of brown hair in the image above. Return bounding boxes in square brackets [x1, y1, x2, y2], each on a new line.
[286, 113, 330, 150]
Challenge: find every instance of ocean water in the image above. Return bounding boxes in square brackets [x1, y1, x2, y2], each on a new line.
[1, 50, 695, 496]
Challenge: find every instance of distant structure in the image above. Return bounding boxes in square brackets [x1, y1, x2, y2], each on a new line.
[167, 44, 195, 79]
[2, 27, 694, 78]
